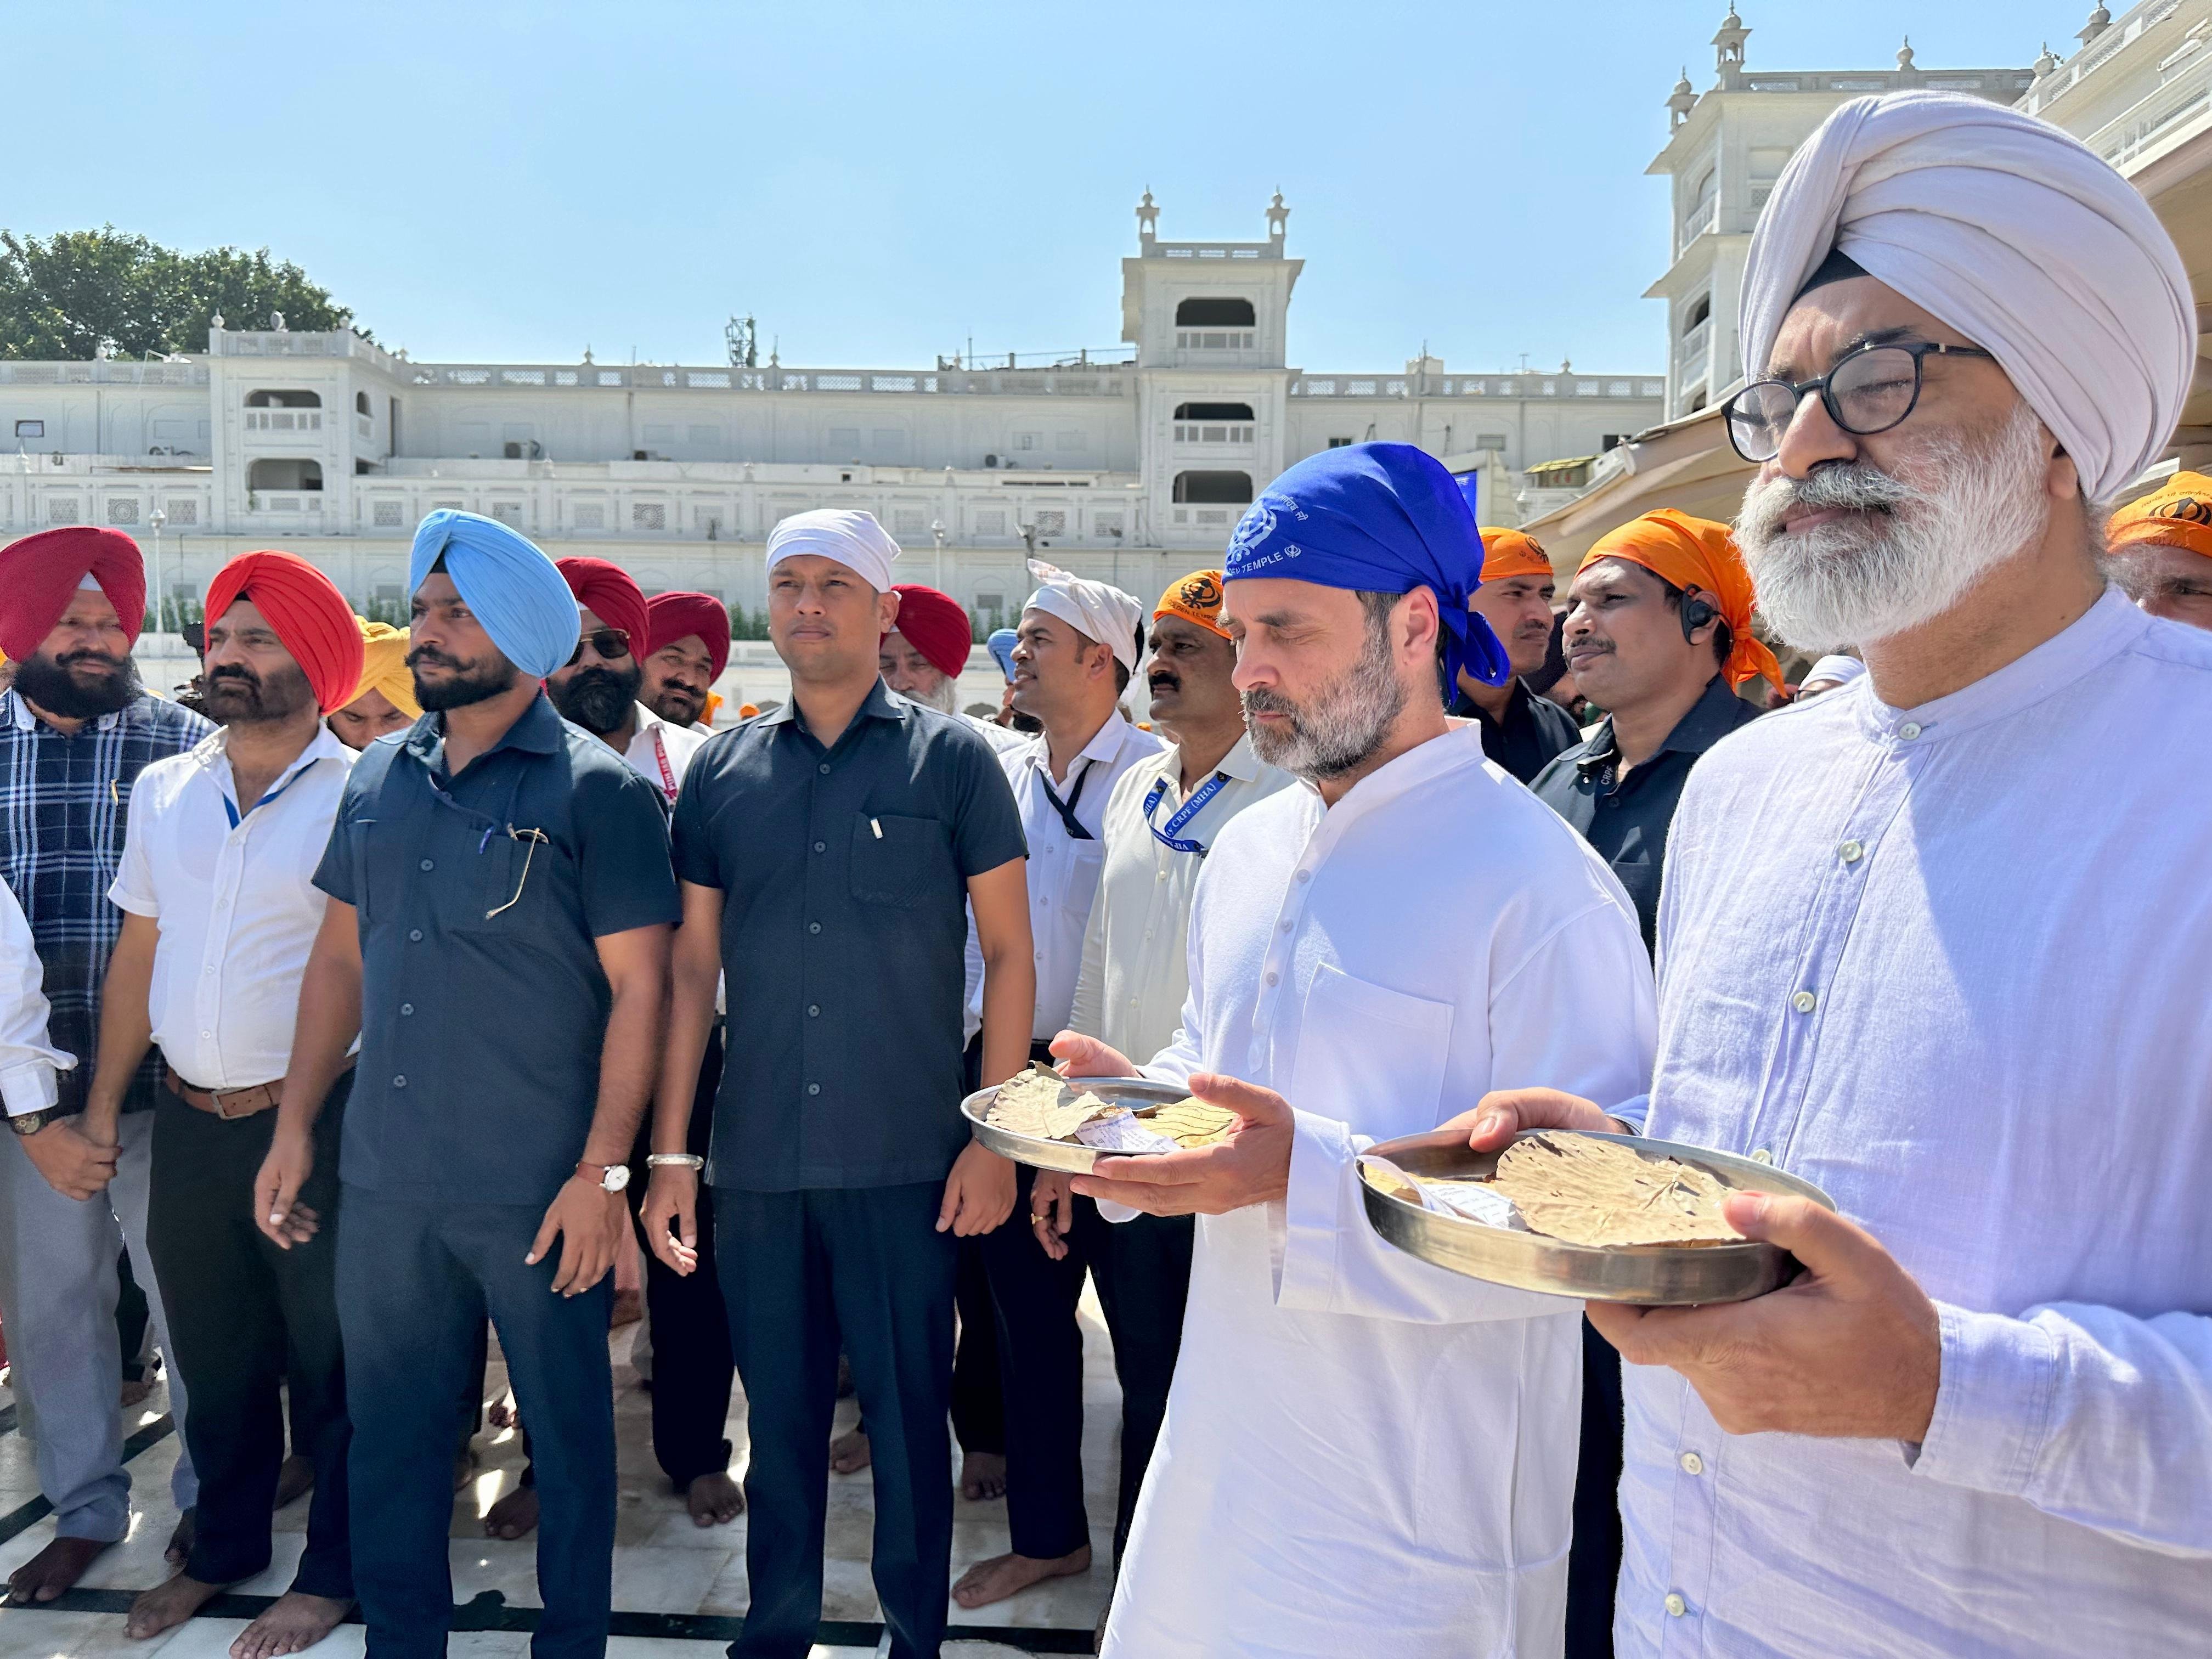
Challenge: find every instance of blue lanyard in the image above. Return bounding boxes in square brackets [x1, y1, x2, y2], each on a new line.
[1143, 770, 1229, 856]
[221, 760, 314, 830]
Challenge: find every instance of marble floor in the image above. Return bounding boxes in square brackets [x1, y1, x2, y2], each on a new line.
[0, 1286, 1126, 1658]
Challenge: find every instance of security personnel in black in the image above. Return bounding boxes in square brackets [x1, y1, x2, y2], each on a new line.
[1529, 511, 1777, 1659]
[260, 548, 678, 1659]
[642, 513, 1034, 1659]
[1454, 527, 1582, 782]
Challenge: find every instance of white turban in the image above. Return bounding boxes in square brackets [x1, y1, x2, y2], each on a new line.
[1802, 654, 1866, 690]
[1022, 558, 1144, 670]
[1741, 91, 2195, 505]
[765, 509, 901, 593]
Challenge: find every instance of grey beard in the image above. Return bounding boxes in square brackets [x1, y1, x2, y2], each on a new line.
[1735, 400, 2052, 653]
[904, 673, 960, 715]
[1242, 619, 1407, 781]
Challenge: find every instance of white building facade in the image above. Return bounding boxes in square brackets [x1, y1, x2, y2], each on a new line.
[0, 196, 1661, 628]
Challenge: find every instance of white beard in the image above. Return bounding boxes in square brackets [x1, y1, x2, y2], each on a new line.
[1735, 401, 2052, 653]
[902, 673, 960, 714]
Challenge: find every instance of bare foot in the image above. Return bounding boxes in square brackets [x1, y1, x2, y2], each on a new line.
[484, 1485, 538, 1540]
[126, 1572, 225, 1640]
[6, 1536, 112, 1604]
[827, 1426, 871, 1475]
[486, 1394, 518, 1432]
[120, 1376, 155, 1408]
[273, 1454, 315, 1509]
[960, 1451, 1007, 1502]
[166, 1509, 198, 1568]
[230, 1590, 352, 1659]
[952, 1544, 1091, 1610]
[685, 1471, 743, 1527]
[610, 1288, 642, 1329]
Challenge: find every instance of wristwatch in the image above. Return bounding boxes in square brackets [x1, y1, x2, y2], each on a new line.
[577, 1161, 630, 1193]
[646, 1153, 705, 1171]
[5, 1109, 55, 1137]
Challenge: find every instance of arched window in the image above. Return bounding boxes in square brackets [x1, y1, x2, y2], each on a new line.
[245, 389, 321, 408]
[1683, 294, 1712, 333]
[356, 391, 371, 416]
[249, 458, 323, 493]
[1175, 297, 1256, 327]
[1172, 470, 1253, 505]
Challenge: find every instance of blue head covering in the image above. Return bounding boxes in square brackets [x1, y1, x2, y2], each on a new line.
[1222, 443, 1509, 690]
[407, 510, 580, 681]
[986, 627, 1020, 682]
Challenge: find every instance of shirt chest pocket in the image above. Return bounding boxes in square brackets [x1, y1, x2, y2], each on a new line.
[849, 812, 955, 910]
[1287, 961, 1456, 1141]
[450, 828, 573, 935]
[1057, 840, 1106, 919]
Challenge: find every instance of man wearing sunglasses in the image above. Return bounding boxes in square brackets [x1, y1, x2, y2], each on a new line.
[551, 558, 707, 809]
[1472, 93, 2212, 1657]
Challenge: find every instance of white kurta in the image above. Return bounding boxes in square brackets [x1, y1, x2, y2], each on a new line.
[1615, 590, 2212, 1657]
[1104, 725, 1656, 1659]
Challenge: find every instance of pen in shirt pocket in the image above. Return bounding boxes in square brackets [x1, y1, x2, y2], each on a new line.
[870, 817, 883, 839]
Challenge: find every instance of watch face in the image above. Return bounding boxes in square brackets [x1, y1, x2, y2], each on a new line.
[9, 1110, 50, 1137]
[604, 1165, 631, 1193]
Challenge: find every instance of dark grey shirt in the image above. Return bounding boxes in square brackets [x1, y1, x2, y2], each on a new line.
[671, 679, 1026, 1192]
[1530, 674, 1761, 954]
[1450, 678, 1584, 785]
[314, 693, 680, 1207]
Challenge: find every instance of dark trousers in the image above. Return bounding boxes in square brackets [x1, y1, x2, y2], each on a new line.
[631, 1025, 733, 1490]
[340, 1191, 614, 1659]
[1565, 1318, 1624, 1659]
[145, 1076, 353, 1598]
[950, 1241, 1001, 1455]
[979, 1164, 1194, 1564]
[715, 1182, 956, 1659]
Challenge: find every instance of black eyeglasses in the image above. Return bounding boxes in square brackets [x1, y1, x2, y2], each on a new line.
[1724, 341, 1998, 464]
[565, 627, 631, 667]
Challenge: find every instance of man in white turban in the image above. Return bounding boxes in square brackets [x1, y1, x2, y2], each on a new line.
[1479, 92, 2212, 1656]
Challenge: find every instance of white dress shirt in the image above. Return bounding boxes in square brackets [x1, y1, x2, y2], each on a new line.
[1069, 732, 1291, 1062]
[109, 726, 353, 1091]
[1615, 590, 2212, 1658]
[1102, 725, 1656, 1659]
[0, 878, 72, 1114]
[620, 701, 708, 804]
[969, 708, 1165, 1041]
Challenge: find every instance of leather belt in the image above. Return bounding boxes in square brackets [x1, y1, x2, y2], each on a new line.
[165, 1058, 354, 1120]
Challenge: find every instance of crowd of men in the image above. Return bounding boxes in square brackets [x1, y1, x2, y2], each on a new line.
[0, 87, 2207, 1659]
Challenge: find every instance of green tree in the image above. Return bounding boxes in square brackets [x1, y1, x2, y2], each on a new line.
[0, 226, 364, 360]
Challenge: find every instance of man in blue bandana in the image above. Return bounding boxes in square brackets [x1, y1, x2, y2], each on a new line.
[1051, 444, 1657, 1656]
[256, 511, 681, 1659]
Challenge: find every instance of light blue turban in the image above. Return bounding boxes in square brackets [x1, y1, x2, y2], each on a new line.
[408, 510, 580, 681]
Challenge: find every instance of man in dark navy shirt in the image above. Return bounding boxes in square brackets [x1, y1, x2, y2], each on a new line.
[1452, 527, 1582, 782]
[643, 509, 1032, 1659]
[258, 516, 678, 1659]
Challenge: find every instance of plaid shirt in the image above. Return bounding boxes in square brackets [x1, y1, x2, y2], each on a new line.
[0, 688, 215, 1116]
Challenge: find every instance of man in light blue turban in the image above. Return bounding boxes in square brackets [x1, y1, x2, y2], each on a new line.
[406, 509, 582, 686]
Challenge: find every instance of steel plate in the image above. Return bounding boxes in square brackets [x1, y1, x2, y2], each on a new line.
[961, 1075, 1196, 1173]
[1359, 1126, 1835, 1306]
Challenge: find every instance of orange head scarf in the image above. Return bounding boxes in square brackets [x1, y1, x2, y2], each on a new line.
[1478, 527, 1554, 584]
[2107, 471, 2212, 562]
[1154, 569, 1230, 640]
[1579, 509, 1782, 691]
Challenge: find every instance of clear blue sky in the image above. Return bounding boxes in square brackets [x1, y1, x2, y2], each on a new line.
[22, 1, 2081, 374]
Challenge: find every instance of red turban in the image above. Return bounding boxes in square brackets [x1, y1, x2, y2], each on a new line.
[887, 585, 972, 680]
[0, 527, 147, 662]
[204, 551, 366, 714]
[554, 556, 649, 663]
[645, 591, 731, 681]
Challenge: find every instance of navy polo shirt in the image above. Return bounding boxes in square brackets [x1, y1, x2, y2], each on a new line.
[671, 679, 1026, 1192]
[313, 693, 680, 1207]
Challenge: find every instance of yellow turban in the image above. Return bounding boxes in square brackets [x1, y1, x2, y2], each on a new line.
[348, 617, 420, 718]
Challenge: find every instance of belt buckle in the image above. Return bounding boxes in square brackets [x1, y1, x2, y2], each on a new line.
[213, 1090, 257, 1120]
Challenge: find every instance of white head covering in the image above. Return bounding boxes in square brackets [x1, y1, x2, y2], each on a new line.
[1022, 558, 1144, 671]
[1801, 654, 1866, 690]
[1740, 91, 2195, 505]
[765, 509, 901, 593]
